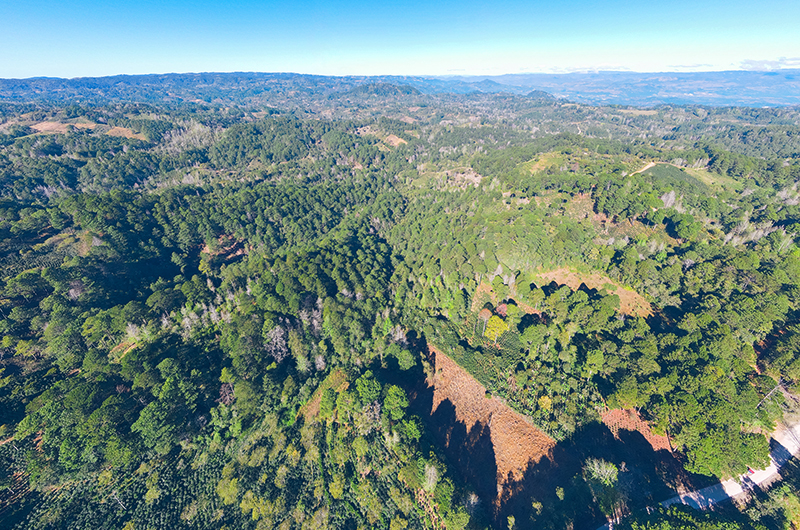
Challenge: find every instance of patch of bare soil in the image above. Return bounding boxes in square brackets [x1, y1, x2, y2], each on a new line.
[384, 134, 407, 147]
[300, 369, 347, 420]
[428, 345, 555, 494]
[601, 409, 672, 452]
[31, 122, 71, 134]
[472, 281, 544, 318]
[471, 282, 498, 312]
[106, 126, 146, 140]
[201, 234, 247, 261]
[536, 268, 652, 317]
[109, 341, 139, 362]
[32, 121, 96, 134]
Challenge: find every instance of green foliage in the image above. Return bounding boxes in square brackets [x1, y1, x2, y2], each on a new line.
[622, 505, 758, 529]
[383, 384, 409, 421]
[4, 89, 800, 530]
[355, 370, 381, 404]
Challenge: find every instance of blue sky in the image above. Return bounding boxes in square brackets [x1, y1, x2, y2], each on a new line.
[2, 0, 799, 78]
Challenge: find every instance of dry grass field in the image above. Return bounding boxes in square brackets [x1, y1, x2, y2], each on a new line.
[536, 268, 652, 317]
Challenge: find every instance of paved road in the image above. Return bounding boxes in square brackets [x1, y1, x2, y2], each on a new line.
[598, 421, 800, 529]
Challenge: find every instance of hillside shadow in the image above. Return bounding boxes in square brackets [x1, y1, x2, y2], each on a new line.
[496, 423, 717, 529]
[405, 344, 717, 529]
[407, 373, 499, 501]
[771, 437, 794, 468]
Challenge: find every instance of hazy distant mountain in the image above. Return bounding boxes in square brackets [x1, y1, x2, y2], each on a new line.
[443, 70, 800, 106]
[0, 70, 798, 107]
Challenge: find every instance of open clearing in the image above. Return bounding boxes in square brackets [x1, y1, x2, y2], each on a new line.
[427, 345, 555, 493]
[384, 134, 407, 147]
[106, 126, 146, 140]
[521, 151, 563, 174]
[300, 369, 347, 419]
[536, 267, 652, 317]
[470, 282, 498, 312]
[355, 125, 407, 148]
[415, 345, 710, 527]
[632, 161, 657, 175]
[32, 121, 96, 134]
[682, 166, 742, 191]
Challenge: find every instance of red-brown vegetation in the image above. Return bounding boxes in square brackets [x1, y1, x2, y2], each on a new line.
[427, 345, 555, 495]
[601, 408, 672, 452]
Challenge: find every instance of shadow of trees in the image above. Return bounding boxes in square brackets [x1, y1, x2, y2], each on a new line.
[498, 421, 718, 529]
[404, 344, 719, 529]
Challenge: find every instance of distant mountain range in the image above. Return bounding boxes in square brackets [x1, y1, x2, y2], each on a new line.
[438, 70, 800, 106]
[1, 70, 798, 107]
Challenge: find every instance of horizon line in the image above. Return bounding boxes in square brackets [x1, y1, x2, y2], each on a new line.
[3, 68, 800, 82]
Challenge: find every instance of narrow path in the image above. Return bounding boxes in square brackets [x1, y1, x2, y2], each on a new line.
[597, 420, 800, 529]
[631, 161, 657, 175]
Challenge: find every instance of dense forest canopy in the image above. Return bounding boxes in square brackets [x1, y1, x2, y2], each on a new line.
[2, 78, 800, 529]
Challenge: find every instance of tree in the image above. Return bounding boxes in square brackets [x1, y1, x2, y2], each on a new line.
[484, 315, 509, 344]
[356, 370, 382, 405]
[319, 388, 336, 420]
[383, 385, 409, 421]
[584, 457, 618, 486]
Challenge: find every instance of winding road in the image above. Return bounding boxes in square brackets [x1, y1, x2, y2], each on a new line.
[598, 419, 800, 529]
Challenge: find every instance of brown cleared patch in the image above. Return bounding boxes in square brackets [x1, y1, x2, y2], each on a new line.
[601, 408, 672, 452]
[414, 489, 445, 530]
[471, 282, 499, 312]
[110, 341, 139, 362]
[428, 345, 555, 495]
[536, 268, 652, 317]
[523, 151, 563, 174]
[471, 282, 544, 317]
[106, 126, 146, 140]
[31, 121, 72, 134]
[384, 134, 407, 147]
[299, 369, 348, 420]
[33, 432, 44, 453]
[201, 234, 247, 262]
[356, 127, 407, 149]
[399, 115, 416, 124]
[30, 121, 95, 134]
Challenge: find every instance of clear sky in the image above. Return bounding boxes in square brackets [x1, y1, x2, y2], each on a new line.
[2, 0, 799, 78]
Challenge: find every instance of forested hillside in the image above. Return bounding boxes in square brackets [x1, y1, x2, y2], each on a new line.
[2, 84, 800, 529]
